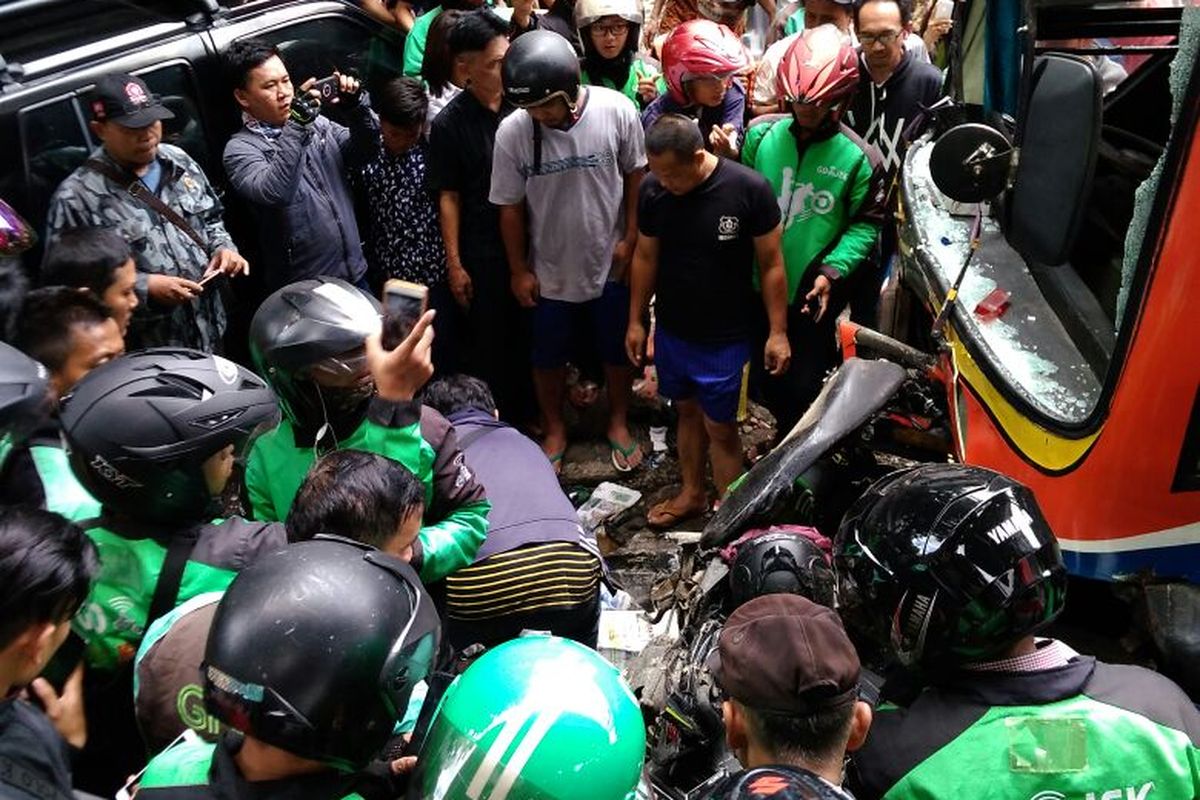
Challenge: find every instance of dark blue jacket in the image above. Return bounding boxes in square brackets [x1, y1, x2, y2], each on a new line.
[448, 408, 594, 561]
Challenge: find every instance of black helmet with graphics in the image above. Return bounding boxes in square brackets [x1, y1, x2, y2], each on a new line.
[833, 464, 1067, 668]
[60, 348, 279, 525]
[503, 30, 582, 109]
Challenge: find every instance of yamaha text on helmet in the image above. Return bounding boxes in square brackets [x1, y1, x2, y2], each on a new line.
[204, 536, 441, 771]
[834, 463, 1067, 669]
[248, 277, 382, 433]
[503, 29, 583, 109]
[59, 348, 279, 525]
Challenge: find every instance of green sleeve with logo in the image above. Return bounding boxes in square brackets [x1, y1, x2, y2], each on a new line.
[73, 525, 244, 672]
[29, 443, 101, 521]
[244, 408, 487, 583]
[742, 119, 882, 301]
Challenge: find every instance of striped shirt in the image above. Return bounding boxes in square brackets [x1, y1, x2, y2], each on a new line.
[445, 541, 601, 620]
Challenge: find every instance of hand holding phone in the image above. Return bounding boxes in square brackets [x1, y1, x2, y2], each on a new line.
[382, 279, 430, 351]
[309, 75, 341, 103]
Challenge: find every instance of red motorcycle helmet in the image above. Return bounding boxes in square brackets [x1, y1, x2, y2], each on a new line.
[662, 19, 748, 104]
[776, 23, 858, 108]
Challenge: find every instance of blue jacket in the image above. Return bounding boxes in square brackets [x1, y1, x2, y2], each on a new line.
[448, 408, 594, 561]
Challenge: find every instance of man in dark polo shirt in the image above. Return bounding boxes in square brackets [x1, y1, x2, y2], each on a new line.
[428, 9, 533, 424]
[626, 114, 790, 529]
[704, 594, 872, 799]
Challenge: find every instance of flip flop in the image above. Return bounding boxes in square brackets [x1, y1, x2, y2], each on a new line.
[646, 498, 708, 530]
[545, 450, 565, 475]
[609, 438, 643, 473]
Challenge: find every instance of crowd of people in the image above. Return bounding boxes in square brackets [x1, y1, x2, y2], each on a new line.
[0, 0, 1196, 798]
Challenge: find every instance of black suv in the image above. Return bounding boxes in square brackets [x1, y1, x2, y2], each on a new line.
[0, 0, 403, 356]
[0, 0, 402, 265]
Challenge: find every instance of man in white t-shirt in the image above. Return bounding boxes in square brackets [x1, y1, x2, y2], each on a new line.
[491, 30, 648, 473]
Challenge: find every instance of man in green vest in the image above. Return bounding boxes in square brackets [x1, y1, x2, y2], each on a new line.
[243, 277, 490, 584]
[741, 24, 885, 437]
[836, 464, 1200, 800]
[135, 537, 440, 799]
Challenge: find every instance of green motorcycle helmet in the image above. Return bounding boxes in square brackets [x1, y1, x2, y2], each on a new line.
[410, 636, 646, 800]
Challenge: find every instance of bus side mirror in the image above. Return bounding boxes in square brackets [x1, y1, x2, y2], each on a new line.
[1006, 54, 1102, 265]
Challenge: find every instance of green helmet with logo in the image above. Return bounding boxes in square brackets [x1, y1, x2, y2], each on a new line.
[409, 635, 646, 800]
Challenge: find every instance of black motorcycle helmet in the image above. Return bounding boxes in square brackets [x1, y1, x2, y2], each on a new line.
[60, 348, 280, 525]
[503, 29, 582, 108]
[0, 342, 51, 469]
[834, 464, 1067, 669]
[248, 277, 382, 435]
[203, 536, 441, 771]
[728, 526, 835, 609]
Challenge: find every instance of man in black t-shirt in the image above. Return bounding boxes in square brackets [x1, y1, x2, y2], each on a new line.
[627, 114, 790, 528]
[428, 10, 534, 423]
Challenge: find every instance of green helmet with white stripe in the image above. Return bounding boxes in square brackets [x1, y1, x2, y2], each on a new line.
[410, 635, 646, 800]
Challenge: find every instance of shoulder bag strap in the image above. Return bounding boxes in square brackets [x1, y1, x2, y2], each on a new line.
[84, 158, 209, 251]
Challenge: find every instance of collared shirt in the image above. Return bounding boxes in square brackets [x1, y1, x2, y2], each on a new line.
[46, 144, 233, 352]
[964, 637, 1079, 673]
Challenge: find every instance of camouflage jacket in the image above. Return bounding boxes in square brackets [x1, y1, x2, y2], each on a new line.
[46, 144, 235, 352]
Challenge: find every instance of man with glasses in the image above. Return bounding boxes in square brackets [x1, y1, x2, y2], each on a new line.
[741, 24, 885, 436]
[844, 0, 943, 323]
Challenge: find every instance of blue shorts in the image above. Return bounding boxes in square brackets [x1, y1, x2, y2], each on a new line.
[531, 282, 630, 369]
[654, 329, 750, 423]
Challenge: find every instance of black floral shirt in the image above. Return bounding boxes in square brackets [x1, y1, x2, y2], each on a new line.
[355, 140, 447, 285]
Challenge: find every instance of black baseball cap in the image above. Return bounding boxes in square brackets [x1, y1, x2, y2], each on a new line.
[707, 594, 860, 714]
[89, 73, 175, 127]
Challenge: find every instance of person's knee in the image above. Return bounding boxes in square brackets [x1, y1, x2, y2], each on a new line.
[703, 417, 740, 443]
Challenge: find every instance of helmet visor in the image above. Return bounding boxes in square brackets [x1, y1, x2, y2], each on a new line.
[366, 550, 442, 720]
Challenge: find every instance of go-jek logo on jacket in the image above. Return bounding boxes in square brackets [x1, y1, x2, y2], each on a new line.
[1029, 782, 1154, 800]
[777, 167, 836, 228]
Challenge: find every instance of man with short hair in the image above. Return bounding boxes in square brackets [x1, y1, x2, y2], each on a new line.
[0, 506, 99, 800]
[491, 30, 647, 471]
[9, 288, 124, 519]
[843, 0, 943, 324]
[14, 288, 124, 401]
[428, 10, 534, 423]
[705, 593, 872, 798]
[222, 39, 377, 290]
[46, 72, 247, 352]
[40, 227, 139, 336]
[627, 114, 790, 527]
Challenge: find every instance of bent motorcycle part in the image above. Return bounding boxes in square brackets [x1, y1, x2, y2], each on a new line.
[701, 358, 907, 549]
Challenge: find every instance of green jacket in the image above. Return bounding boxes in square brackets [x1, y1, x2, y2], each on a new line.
[402, 5, 442, 77]
[138, 734, 364, 799]
[580, 59, 665, 109]
[29, 439, 100, 522]
[742, 116, 886, 301]
[73, 517, 287, 672]
[244, 399, 489, 583]
[848, 656, 1200, 800]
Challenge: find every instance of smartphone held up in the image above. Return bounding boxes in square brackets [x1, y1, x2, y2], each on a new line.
[382, 279, 429, 351]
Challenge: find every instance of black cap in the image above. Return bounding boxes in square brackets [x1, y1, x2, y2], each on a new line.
[89, 73, 175, 127]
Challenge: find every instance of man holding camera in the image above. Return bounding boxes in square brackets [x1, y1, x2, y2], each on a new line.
[223, 39, 377, 291]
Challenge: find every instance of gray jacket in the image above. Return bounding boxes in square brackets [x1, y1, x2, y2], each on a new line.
[223, 109, 376, 290]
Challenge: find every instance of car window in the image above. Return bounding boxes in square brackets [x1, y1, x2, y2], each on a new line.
[248, 15, 402, 126]
[140, 62, 213, 175]
[18, 95, 92, 239]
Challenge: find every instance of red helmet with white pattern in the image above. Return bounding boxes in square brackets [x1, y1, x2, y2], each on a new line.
[662, 19, 749, 104]
[776, 24, 858, 106]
